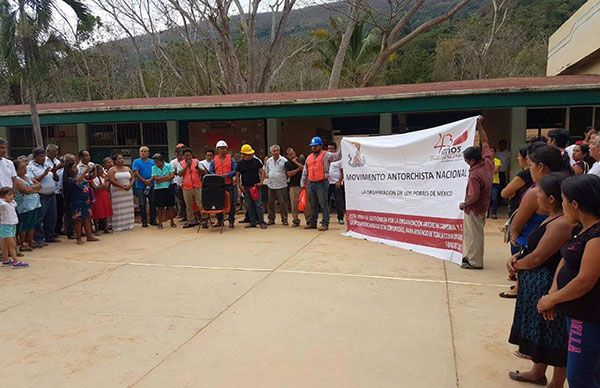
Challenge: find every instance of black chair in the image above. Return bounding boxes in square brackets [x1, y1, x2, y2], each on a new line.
[199, 174, 229, 233]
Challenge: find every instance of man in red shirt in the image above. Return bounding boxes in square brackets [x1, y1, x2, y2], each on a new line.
[459, 116, 494, 270]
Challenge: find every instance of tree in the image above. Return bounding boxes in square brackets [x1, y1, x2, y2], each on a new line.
[0, 0, 93, 147]
[323, 0, 472, 87]
[312, 16, 379, 89]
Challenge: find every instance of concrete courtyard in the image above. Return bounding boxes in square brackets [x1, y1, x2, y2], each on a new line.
[0, 218, 534, 387]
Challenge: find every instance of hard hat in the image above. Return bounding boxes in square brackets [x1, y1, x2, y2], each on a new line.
[240, 144, 255, 155]
[216, 140, 228, 148]
[309, 136, 323, 147]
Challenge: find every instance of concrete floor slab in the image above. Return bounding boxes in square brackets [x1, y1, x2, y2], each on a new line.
[137, 227, 319, 269]
[0, 300, 207, 387]
[134, 272, 456, 388]
[1, 218, 530, 388]
[0, 259, 119, 311]
[281, 226, 446, 281]
[448, 283, 530, 388]
[55, 264, 268, 319]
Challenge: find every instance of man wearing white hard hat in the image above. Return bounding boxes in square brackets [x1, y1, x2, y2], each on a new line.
[209, 140, 238, 228]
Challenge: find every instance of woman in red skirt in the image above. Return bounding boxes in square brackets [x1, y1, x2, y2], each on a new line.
[90, 158, 113, 234]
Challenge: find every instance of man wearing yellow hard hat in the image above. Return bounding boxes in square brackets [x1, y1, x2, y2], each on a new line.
[235, 144, 267, 229]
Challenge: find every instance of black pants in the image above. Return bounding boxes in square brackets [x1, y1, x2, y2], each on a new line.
[328, 184, 345, 220]
[55, 193, 65, 235]
[217, 183, 236, 224]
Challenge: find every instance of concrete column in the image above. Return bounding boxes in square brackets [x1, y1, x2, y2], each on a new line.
[510, 107, 527, 178]
[379, 113, 392, 135]
[77, 124, 88, 151]
[395, 113, 407, 133]
[0, 127, 7, 141]
[266, 118, 280, 148]
[167, 121, 179, 159]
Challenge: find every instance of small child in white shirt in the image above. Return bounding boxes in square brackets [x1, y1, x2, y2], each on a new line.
[0, 187, 29, 268]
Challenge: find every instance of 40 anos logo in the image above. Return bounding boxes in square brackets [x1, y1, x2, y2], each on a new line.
[434, 130, 469, 156]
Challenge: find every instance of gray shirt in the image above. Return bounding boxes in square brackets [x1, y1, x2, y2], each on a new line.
[265, 156, 289, 190]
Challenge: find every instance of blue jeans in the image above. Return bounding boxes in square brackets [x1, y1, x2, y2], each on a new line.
[243, 187, 264, 226]
[489, 183, 500, 216]
[567, 318, 600, 388]
[134, 187, 156, 224]
[34, 193, 57, 243]
[308, 180, 330, 226]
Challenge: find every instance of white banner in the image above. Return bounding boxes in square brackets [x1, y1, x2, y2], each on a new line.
[341, 117, 478, 264]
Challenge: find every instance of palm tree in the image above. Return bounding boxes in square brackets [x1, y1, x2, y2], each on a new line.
[0, 0, 92, 147]
[312, 17, 379, 89]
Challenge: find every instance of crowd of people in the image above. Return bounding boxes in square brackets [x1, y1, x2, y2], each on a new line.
[0, 136, 346, 268]
[462, 117, 600, 387]
[2, 117, 599, 386]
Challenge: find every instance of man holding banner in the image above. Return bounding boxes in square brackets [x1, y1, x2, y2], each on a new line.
[341, 116, 479, 265]
[301, 136, 342, 231]
[459, 116, 494, 270]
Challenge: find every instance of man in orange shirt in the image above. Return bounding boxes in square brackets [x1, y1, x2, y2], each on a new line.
[301, 137, 341, 231]
[209, 140, 238, 229]
[179, 148, 207, 228]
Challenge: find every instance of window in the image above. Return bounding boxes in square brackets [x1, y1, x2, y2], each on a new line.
[89, 124, 115, 146]
[117, 123, 141, 146]
[142, 122, 168, 145]
[9, 126, 34, 149]
[569, 107, 594, 139]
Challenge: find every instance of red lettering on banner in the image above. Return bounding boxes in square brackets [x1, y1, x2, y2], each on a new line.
[346, 210, 464, 253]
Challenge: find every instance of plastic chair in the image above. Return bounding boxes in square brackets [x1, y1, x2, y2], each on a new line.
[199, 191, 231, 234]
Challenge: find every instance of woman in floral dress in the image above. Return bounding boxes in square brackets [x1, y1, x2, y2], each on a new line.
[64, 160, 99, 245]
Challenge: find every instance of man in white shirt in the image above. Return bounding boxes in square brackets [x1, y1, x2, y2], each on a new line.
[56, 153, 76, 238]
[200, 149, 214, 172]
[28, 148, 60, 244]
[0, 138, 16, 189]
[265, 144, 289, 226]
[170, 144, 187, 221]
[46, 144, 65, 236]
[588, 135, 600, 176]
[77, 150, 94, 177]
[327, 143, 345, 225]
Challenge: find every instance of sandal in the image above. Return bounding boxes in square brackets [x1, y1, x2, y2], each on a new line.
[499, 291, 517, 299]
[2, 260, 14, 266]
[20, 245, 33, 252]
[514, 351, 531, 360]
[157, 224, 164, 229]
[508, 371, 546, 385]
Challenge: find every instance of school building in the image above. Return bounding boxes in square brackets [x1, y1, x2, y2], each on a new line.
[0, 75, 599, 177]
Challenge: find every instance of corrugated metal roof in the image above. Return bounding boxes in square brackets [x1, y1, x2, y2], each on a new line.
[1, 76, 599, 117]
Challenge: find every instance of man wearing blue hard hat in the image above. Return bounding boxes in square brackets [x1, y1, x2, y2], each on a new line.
[300, 136, 342, 231]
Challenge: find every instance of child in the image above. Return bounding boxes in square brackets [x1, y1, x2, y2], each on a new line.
[0, 187, 29, 268]
[89, 163, 113, 235]
[64, 160, 99, 245]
